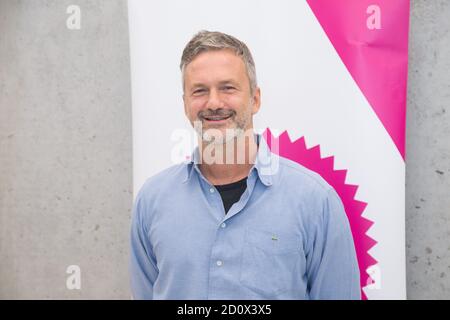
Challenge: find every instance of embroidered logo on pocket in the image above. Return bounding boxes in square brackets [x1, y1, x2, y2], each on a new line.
[240, 228, 303, 297]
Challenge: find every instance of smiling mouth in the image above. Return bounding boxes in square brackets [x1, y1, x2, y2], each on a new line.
[202, 115, 232, 122]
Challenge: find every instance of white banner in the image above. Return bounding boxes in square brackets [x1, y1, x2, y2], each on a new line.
[128, 0, 410, 299]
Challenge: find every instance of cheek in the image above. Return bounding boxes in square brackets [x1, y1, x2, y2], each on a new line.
[224, 95, 245, 110]
[232, 96, 253, 114]
[186, 99, 204, 118]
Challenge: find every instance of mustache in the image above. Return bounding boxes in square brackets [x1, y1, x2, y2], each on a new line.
[198, 109, 236, 119]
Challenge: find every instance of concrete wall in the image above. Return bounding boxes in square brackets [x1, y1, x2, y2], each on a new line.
[0, 0, 132, 299]
[0, 0, 449, 299]
[406, 0, 450, 300]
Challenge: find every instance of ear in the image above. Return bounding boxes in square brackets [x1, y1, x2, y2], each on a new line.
[251, 87, 261, 115]
[182, 93, 188, 117]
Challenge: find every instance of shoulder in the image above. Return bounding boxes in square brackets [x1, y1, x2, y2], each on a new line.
[277, 156, 333, 198]
[275, 156, 345, 220]
[276, 156, 349, 237]
[132, 162, 188, 225]
[135, 162, 188, 203]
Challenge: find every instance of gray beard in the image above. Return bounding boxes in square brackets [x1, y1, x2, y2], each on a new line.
[202, 127, 246, 146]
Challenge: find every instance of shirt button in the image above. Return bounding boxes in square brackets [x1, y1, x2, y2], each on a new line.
[209, 188, 215, 193]
[221, 222, 226, 228]
[216, 260, 223, 267]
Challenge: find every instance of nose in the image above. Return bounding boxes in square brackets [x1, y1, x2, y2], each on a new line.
[205, 88, 224, 110]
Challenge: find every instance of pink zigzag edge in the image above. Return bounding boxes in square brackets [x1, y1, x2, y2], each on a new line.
[263, 128, 378, 300]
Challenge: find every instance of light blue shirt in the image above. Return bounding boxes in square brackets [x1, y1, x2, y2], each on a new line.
[130, 134, 361, 300]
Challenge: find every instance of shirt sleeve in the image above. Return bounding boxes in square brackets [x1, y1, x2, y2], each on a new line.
[129, 189, 159, 300]
[306, 188, 361, 300]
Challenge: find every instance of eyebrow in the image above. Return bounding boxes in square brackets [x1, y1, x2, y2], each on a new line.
[218, 80, 239, 86]
[190, 80, 240, 89]
[190, 83, 207, 89]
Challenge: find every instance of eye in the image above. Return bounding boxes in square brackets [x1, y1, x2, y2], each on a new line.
[221, 86, 236, 92]
[192, 88, 206, 96]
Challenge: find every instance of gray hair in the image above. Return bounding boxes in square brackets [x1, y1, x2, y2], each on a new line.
[180, 30, 257, 94]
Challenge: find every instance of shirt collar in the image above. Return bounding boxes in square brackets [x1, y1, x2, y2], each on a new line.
[182, 133, 279, 187]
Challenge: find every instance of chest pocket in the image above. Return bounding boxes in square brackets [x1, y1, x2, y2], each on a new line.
[239, 227, 303, 298]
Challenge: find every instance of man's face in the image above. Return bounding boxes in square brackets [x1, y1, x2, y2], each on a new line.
[183, 49, 260, 144]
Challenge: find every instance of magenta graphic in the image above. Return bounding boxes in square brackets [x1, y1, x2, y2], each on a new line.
[306, 0, 410, 159]
[264, 129, 377, 300]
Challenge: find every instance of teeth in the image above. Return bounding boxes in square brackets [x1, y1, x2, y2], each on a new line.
[205, 115, 229, 121]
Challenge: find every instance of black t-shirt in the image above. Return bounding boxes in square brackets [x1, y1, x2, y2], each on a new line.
[214, 177, 248, 214]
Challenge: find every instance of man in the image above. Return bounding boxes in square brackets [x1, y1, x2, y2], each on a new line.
[130, 30, 361, 299]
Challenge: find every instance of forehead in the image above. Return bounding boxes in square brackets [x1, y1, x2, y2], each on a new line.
[184, 49, 247, 85]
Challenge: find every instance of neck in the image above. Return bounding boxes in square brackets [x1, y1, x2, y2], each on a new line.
[198, 131, 258, 185]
